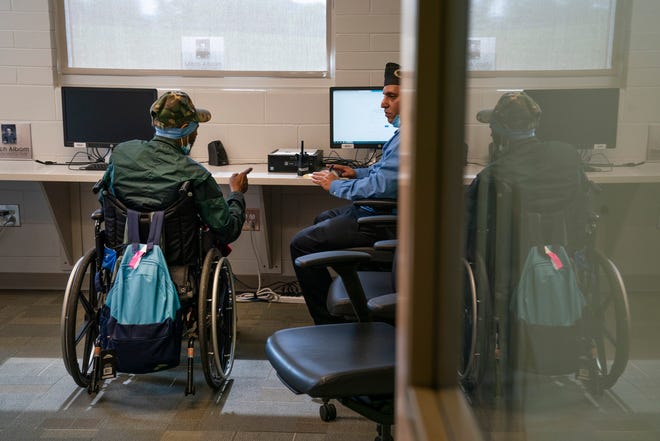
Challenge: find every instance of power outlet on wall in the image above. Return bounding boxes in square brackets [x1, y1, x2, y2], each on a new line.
[244, 208, 260, 231]
[0, 204, 20, 226]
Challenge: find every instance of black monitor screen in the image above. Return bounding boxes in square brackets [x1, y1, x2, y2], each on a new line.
[330, 87, 397, 149]
[62, 87, 158, 148]
[523, 88, 619, 149]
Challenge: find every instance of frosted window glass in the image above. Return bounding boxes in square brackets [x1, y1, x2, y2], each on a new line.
[62, 0, 327, 74]
[468, 0, 617, 71]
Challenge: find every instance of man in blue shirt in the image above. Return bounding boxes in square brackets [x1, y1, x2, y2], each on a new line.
[290, 62, 401, 324]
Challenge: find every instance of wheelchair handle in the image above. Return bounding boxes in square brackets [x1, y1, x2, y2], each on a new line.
[179, 181, 192, 195]
[92, 179, 104, 195]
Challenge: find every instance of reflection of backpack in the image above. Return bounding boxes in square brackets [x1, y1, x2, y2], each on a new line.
[511, 245, 586, 374]
[100, 210, 182, 374]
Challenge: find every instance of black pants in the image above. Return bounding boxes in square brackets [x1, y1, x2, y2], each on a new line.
[290, 204, 395, 324]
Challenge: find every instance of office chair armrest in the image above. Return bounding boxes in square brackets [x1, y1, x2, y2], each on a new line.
[353, 198, 397, 208]
[296, 250, 374, 321]
[368, 293, 397, 321]
[353, 198, 397, 213]
[295, 250, 372, 269]
[373, 240, 397, 251]
[357, 214, 397, 226]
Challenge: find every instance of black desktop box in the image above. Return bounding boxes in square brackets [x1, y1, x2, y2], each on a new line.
[268, 149, 323, 173]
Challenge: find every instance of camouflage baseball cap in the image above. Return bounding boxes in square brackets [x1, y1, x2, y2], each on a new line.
[476, 91, 541, 131]
[150, 91, 211, 129]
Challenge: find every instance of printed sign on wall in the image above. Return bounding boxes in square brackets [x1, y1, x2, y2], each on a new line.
[0, 123, 32, 160]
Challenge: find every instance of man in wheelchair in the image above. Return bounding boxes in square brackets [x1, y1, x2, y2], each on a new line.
[100, 90, 251, 245]
[61, 91, 251, 395]
[461, 91, 630, 400]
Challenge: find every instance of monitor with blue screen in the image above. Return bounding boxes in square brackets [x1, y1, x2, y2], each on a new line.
[330, 87, 397, 149]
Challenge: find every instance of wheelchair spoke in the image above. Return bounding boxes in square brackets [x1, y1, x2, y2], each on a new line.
[73, 316, 94, 347]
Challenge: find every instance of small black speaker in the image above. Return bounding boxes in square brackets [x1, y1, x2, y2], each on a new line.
[208, 140, 228, 166]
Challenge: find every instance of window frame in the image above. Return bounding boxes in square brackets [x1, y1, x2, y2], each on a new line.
[466, 0, 632, 88]
[53, 0, 333, 80]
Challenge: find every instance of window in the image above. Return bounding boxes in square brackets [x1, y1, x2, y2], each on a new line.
[468, 0, 621, 72]
[57, 0, 328, 77]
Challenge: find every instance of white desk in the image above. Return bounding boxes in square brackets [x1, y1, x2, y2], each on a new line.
[0, 161, 318, 266]
[0, 161, 317, 186]
[4, 160, 658, 184]
[463, 162, 660, 184]
[1, 160, 659, 266]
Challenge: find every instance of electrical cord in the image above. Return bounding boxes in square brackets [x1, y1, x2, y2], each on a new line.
[235, 221, 281, 303]
[65, 148, 111, 170]
[323, 148, 381, 168]
[233, 217, 303, 302]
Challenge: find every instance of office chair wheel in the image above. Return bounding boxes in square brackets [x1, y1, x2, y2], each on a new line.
[459, 256, 492, 391]
[581, 249, 630, 390]
[319, 402, 337, 421]
[199, 248, 237, 389]
[60, 248, 102, 388]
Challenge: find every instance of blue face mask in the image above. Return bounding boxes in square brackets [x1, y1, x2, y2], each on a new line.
[392, 114, 401, 128]
[181, 143, 192, 155]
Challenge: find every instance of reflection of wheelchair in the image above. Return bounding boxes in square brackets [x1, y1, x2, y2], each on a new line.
[60, 181, 237, 395]
[459, 179, 630, 401]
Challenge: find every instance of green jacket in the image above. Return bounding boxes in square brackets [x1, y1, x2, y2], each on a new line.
[100, 136, 245, 245]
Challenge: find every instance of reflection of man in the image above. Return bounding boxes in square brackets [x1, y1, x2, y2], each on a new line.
[2, 125, 16, 144]
[290, 62, 401, 325]
[465, 91, 591, 257]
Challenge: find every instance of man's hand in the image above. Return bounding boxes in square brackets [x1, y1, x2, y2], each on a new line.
[310, 169, 339, 191]
[229, 167, 252, 193]
[328, 164, 356, 179]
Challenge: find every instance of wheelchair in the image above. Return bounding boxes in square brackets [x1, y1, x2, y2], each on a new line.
[60, 180, 237, 395]
[459, 179, 630, 402]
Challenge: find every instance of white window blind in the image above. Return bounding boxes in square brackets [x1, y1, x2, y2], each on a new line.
[468, 0, 618, 71]
[60, 0, 328, 76]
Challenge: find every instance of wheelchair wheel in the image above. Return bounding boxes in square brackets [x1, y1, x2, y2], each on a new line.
[60, 248, 102, 388]
[582, 249, 631, 390]
[199, 248, 237, 389]
[459, 256, 492, 392]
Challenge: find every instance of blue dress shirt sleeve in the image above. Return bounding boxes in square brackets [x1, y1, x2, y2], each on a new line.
[329, 131, 400, 201]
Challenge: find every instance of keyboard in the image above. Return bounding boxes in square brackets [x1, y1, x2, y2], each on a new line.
[80, 162, 108, 171]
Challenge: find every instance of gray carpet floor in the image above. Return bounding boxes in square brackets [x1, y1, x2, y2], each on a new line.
[0, 290, 379, 441]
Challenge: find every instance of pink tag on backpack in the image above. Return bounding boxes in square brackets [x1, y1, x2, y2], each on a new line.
[128, 245, 148, 269]
[544, 245, 563, 270]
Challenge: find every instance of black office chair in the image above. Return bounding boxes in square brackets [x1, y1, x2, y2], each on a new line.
[346, 198, 397, 270]
[327, 199, 398, 323]
[266, 249, 396, 441]
[327, 239, 397, 323]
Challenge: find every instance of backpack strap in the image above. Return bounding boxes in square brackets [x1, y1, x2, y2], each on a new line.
[126, 209, 164, 254]
[127, 209, 140, 254]
[147, 211, 164, 251]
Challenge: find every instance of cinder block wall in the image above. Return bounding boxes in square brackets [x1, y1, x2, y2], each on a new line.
[0, 0, 659, 285]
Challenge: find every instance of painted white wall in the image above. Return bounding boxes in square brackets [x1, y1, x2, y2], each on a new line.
[0, 0, 659, 284]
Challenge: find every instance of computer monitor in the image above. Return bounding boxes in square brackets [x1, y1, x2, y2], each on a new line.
[330, 87, 397, 149]
[523, 88, 619, 149]
[61, 87, 158, 149]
